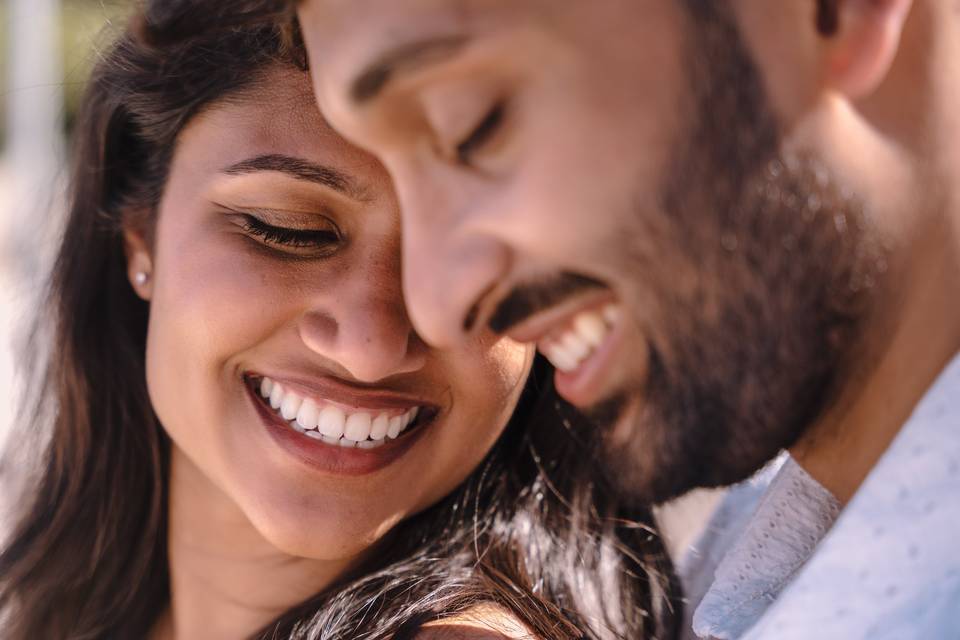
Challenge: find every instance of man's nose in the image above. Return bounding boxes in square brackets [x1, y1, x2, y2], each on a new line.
[392, 168, 512, 350]
[403, 230, 511, 349]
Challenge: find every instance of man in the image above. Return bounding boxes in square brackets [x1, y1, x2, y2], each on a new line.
[294, 1, 959, 637]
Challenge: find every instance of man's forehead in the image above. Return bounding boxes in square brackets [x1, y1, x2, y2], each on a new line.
[301, 0, 508, 113]
[301, 0, 514, 72]
[305, 0, 495, 23]
[304, 0, 472, 43]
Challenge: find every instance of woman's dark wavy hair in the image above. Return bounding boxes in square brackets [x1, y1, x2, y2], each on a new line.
[0, 3, 681, 639]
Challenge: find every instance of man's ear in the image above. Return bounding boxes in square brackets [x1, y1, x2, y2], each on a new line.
[123, 225, 154, 301]
[819, 0, 913, 99]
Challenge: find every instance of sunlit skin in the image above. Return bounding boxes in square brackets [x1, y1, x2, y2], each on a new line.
[298, 0, 960, 503]
[125, 68, 532, 639]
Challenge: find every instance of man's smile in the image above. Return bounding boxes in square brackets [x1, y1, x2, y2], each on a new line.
[503, 289, 628, 407]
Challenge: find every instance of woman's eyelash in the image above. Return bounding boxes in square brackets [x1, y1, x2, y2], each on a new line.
[237, 214, 340, 249]
[455, 102, 505, 164]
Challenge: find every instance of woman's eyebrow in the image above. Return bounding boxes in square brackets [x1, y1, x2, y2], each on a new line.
[222, 153, 367, 200]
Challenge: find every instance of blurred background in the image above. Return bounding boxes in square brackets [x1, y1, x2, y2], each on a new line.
[0, 0, 129, 520]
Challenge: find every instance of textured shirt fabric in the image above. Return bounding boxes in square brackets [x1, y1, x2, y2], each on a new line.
[679, 351, 960, 640]
[685, 456, 841, 639]
[677, 457, 784, 640]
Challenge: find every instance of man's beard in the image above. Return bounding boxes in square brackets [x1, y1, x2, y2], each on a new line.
[597, 2, 887, 503]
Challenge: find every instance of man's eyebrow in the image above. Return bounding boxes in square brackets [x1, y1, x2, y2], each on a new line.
[350, 35, 469, 104]
[222, 154, 365, 199]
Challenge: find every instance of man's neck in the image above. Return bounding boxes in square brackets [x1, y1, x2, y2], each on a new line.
[790, 209, 960, 505]
[154, 451, 353, 640]
[786, 0, 960, 502]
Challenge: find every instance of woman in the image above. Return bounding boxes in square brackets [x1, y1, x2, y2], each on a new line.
[0, 5, 679, 639]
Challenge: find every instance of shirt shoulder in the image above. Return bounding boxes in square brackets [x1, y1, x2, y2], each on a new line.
[743, 352, 960, 639]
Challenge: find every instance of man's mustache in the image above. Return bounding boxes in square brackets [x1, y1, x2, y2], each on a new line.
[488, 272, 607, 334]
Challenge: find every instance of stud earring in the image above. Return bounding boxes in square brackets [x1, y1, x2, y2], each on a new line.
[134, 271, 149, 286]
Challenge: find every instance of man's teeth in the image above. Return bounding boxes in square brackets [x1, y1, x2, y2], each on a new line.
[257, 377, 420, 448]
[540, 304, 619, 373]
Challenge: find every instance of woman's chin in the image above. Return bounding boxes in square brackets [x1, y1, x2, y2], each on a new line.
[240, 496, 400, 562]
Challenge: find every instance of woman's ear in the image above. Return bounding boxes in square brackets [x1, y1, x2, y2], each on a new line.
[124, 226, 154, 301]
[820, 0, 913, 99]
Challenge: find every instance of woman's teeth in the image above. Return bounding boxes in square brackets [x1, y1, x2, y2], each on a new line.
[539, 304, 620, 373]
[258, 376, 419, 448]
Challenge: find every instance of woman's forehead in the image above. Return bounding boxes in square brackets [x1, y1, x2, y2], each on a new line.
[177, 66, 386, 186]
[226, 66, 329, 135]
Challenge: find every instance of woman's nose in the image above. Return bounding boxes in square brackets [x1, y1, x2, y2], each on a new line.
[298, 273, 427, 383]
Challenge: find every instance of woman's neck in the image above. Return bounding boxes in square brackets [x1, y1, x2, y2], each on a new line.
[153, 450, 355, 640]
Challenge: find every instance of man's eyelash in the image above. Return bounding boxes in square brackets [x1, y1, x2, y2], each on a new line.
[237, 214, 340, 248]
[456, 102, 505, 164]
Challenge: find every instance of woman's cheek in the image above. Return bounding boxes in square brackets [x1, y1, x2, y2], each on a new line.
[144, 225, 285, 446]
[487, 338, 534, 398]
[452, 337, 533, 431]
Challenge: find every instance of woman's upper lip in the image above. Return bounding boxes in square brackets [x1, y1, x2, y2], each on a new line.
[245, 371, 438, 412]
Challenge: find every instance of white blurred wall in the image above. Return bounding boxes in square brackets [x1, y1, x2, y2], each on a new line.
[1, 0, 64, 522]
[0, 162, 14, 458]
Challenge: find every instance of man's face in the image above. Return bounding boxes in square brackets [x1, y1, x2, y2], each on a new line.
[299, 0, 882, 502]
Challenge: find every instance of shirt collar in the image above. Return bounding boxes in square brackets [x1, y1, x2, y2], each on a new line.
[692, 456, 841, 639]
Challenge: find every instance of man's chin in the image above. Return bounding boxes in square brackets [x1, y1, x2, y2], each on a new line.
[605, 394, 644, 449]
[589, 392, 720, 504]
[581, 393, 665, 502]
[594, 392, 797, 505]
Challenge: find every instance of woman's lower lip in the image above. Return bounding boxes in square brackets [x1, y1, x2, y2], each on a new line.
[245, 382, 427, 476]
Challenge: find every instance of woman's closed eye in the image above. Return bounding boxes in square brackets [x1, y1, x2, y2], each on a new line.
[227, 210, 342, 257]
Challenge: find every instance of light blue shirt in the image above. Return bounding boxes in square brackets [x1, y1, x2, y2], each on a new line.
[680, 352, 960, 640]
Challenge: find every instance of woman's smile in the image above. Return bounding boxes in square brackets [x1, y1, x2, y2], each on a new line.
[261, 375, 422, 445]
[243, 372, 440, 475]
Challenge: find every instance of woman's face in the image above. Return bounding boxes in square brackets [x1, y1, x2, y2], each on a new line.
[130, 68, 533, 560]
